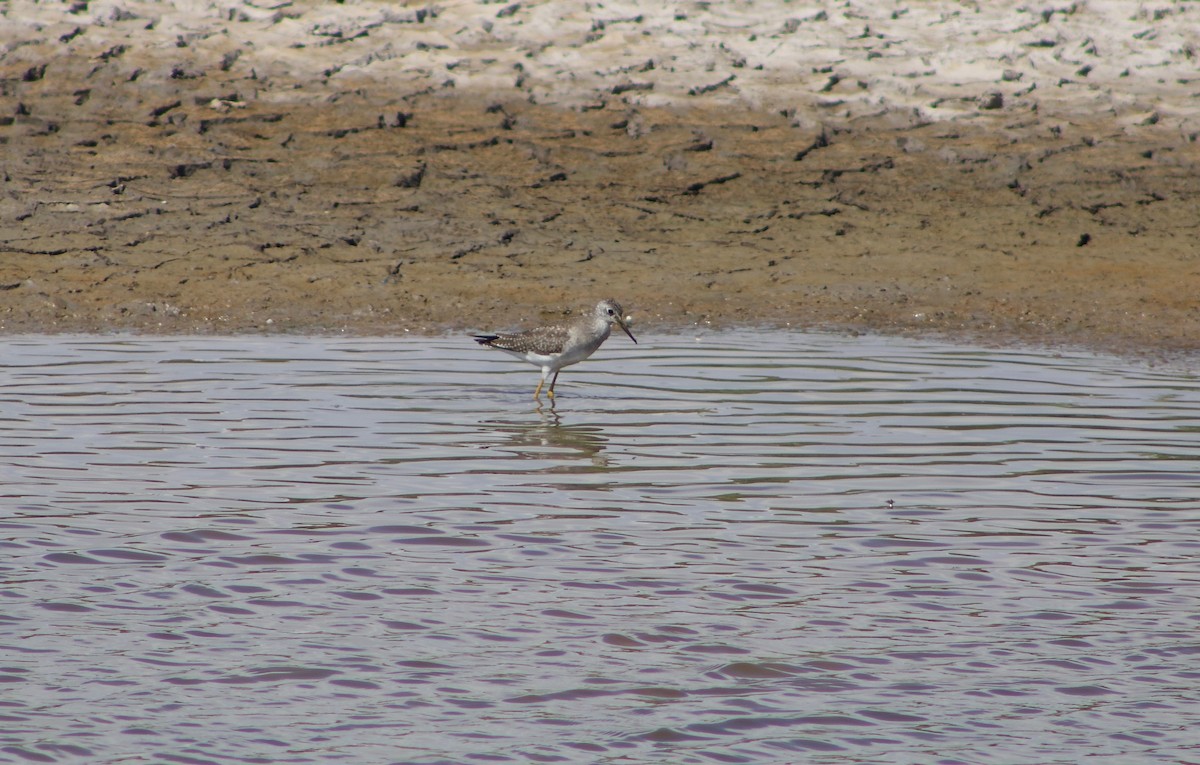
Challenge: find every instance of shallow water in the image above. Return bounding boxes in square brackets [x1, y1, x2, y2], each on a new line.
[2, 332, 1199, 765]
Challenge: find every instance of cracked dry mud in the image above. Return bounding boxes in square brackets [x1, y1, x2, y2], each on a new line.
[1, 7, 1198, 357]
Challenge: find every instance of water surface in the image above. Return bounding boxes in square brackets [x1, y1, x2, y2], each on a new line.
[2, 332, 1199, 764]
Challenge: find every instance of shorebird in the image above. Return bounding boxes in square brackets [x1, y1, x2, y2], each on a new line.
[474, 298, 638, 399]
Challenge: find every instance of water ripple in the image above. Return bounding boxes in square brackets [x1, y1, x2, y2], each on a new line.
[0, 332, 1198, 764]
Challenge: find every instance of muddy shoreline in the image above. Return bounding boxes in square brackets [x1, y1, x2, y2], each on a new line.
[2, 2, 1197, 357]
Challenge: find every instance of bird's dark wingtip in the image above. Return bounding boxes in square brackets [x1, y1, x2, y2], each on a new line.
[474, 334, 499, 346]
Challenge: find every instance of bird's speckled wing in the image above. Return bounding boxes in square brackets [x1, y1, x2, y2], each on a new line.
[475, 325, 571, 356]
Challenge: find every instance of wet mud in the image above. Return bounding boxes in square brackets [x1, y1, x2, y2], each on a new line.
[2, 4, 1197, 355]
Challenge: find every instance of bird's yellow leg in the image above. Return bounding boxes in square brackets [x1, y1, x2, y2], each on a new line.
[547, 371, 560, 399]
[533, 378, 545, 399]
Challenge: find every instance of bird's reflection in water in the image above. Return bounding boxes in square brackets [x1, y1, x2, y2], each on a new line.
[483, 405, 609, 468]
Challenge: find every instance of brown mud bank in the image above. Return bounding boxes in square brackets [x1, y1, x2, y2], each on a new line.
[1, 5, 1197, 356]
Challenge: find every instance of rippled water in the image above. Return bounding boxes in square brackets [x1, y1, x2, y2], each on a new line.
[2, 332, 1199, 764]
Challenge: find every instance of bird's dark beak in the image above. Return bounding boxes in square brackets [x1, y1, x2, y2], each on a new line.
[617, 316, 637, 344]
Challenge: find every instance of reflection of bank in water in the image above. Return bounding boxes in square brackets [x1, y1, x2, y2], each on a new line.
[7, 332, 1199, 765]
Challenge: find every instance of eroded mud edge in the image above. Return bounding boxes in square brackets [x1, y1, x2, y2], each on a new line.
[3, 80, 1197, 359]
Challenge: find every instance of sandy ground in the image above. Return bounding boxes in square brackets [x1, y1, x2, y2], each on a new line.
[2, 0, 1198, 355]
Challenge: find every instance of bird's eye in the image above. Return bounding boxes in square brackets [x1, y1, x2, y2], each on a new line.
[607, 309, 614, 315]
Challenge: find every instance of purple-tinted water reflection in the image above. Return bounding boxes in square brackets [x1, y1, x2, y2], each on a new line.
[2, 333, 1198, 764]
